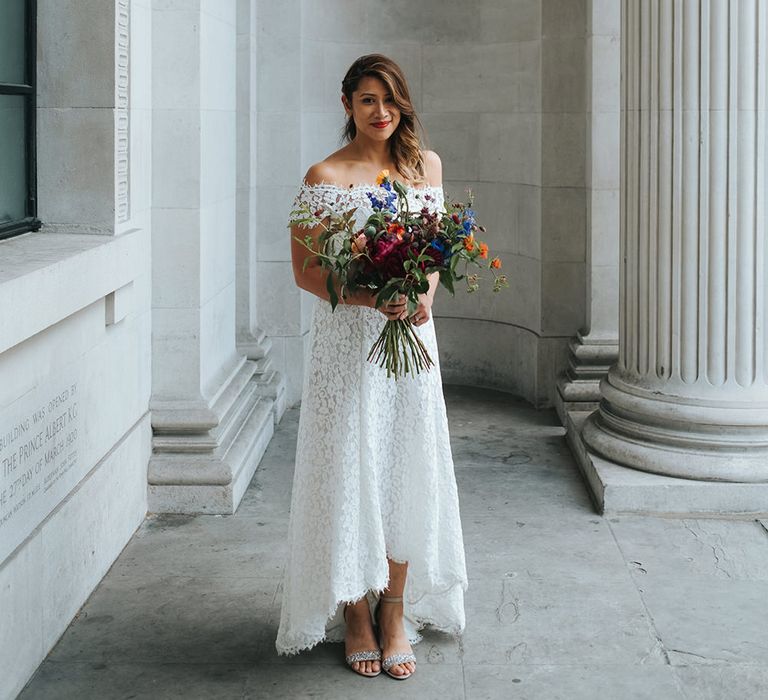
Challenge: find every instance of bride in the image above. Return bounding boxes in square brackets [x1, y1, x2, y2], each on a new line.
[275, 53, 468, 681]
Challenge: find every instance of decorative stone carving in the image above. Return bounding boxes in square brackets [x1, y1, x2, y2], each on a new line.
[116, 0, 130, 224]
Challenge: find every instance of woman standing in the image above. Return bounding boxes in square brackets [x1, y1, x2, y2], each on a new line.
[275, 54, 467, 681]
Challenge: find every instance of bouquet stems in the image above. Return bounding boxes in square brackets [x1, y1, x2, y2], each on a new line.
[366, 319, 434, 379]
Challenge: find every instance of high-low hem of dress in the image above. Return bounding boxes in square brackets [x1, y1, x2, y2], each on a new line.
[275, 576, 468, 657]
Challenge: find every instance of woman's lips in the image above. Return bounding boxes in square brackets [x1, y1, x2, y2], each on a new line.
[371, 121, 391, 129]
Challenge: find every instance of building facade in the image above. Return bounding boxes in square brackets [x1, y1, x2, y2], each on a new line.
[1, 1, 766, 698]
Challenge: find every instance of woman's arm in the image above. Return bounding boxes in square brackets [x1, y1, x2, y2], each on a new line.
[290, 162, 373, 306]
[290, 222, 375, 307]
[290, 163, 406, 317]
[410, 150, 443, 325]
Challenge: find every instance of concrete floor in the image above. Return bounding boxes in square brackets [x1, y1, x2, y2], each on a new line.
[18, 386, 768, 699]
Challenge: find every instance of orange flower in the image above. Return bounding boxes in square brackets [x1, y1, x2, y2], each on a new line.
[463, 233, 475, 252]
[387, 222, 405, 239]
[490, 257, 502, 269]
[376, 169, 390, 185]
[478, 242, 489, 259]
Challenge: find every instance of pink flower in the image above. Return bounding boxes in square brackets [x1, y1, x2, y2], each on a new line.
[351, 232, 368, 254]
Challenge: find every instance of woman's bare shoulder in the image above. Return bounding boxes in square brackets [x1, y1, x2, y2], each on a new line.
[422, 150, 443, 187]
[303, 146, 362, 186]
[303, 160, 342, 187]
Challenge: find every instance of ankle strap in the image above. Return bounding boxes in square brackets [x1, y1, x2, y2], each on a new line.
[379, 595, 403, 603]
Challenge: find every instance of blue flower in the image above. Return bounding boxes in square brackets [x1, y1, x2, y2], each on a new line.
[367, 188, 397, 213]
[431, 238, 452, 259]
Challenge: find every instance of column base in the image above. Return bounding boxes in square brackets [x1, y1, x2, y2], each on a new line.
[555, 332, 618, 425]
[568, 412, 768, 516]
[149, 358, 275, 514]
[237, 328, 287, 425]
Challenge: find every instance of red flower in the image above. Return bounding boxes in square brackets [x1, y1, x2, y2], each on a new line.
[371, 238, 409, 279]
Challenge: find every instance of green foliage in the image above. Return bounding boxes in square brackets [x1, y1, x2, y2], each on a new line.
[326, 272, 338, 310]
[292, 173, 509, 378]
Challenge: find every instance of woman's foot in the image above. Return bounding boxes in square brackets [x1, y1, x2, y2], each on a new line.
[377, 596, 416, 679]
[343, 599, 381, 677]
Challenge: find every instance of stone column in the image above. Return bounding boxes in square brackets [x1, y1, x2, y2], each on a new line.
[148, 3, 275, 514]
[556, 0, 621, 421]
[235, 0, 286, 421]
[582, 0, 768, 483]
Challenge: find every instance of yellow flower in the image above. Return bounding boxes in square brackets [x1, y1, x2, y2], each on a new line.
[376, 169, 390, 185]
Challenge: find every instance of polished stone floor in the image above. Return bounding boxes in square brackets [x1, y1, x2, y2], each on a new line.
[18, 386, 768, 699]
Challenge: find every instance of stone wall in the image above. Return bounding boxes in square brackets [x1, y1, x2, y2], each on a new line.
[0, 1, 153, 697]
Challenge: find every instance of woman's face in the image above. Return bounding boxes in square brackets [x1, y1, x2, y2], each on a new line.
[344, 75, 401, 141]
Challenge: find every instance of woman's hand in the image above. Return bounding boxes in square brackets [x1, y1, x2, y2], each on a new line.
[409, 294, 433, 327]
[376, 293, 408, 320]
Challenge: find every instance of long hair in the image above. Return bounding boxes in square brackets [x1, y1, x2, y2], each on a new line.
[341, 54, 426, 185]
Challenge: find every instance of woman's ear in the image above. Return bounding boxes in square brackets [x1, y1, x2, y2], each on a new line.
[341, 94, 351, 116]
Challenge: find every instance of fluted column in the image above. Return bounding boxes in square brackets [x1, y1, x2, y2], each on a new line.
[583, 0, 768, 482]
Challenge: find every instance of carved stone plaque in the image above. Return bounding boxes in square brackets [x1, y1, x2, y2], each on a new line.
[0, 372, 83, 564]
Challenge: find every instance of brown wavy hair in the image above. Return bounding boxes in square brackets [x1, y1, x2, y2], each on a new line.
[341, 54, 427, 185]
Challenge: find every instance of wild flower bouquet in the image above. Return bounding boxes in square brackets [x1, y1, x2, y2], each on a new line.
[290, 170, 508, 379]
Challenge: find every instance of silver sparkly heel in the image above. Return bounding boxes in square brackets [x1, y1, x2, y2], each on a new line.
[376, 595, 416, 680]
[343, 602, 381, 678]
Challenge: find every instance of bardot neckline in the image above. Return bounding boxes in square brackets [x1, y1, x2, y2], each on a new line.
[299, 179, 443, 194]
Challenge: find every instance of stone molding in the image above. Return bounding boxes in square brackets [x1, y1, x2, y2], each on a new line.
[556, 332, 618, 423]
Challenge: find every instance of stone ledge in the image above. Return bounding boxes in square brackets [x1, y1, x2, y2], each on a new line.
[567, 411, 768, 517]
[0, 229, 144, 354]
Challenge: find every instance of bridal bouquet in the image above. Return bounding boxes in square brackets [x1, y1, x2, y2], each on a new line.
[290, 170, 508, 379]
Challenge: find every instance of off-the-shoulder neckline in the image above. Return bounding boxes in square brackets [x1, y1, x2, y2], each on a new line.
[299, 178, 443, 194]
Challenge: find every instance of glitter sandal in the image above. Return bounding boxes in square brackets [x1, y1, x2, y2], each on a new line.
[343, 602, 381, 678]
[375, 595, 416, 680]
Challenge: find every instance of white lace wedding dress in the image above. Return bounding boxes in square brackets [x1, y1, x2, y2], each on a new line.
[275, 180, 468, 656]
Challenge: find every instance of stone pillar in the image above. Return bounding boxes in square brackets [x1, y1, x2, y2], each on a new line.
[148, 3, 275, 514]
[556, 0, 621, 422]
[582, 0, 768, 485]
[235, 0, 286, 421]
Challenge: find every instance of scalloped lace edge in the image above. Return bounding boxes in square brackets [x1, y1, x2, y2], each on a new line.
[275, 576, 468, 657]
[298, 178, 444, 194]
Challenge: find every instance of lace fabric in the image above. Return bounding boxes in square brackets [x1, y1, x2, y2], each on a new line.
[275, 181, 468, 656]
